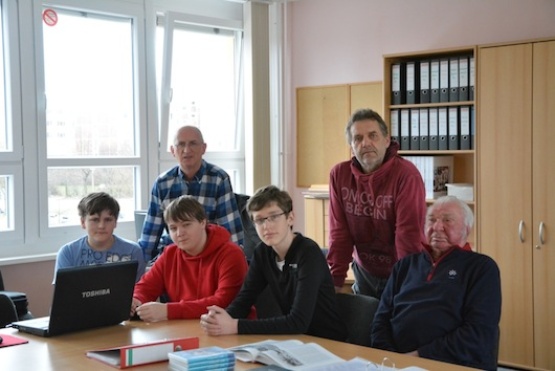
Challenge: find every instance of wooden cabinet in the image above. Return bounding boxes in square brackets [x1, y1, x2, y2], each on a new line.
[303, 196, 329, 248]
[296, 82, 382, 187]
[304, 193, 354, 294]
[478, 39, 555, 370]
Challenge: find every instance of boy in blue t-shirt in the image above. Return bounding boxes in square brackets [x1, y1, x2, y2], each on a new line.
[53, 192, 146, 282]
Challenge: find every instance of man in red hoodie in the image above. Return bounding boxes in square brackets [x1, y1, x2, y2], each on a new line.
[131, 196, 248, 322]
[327, 108, 427, 299]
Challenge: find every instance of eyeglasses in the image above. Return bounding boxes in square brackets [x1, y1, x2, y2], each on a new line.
[173, 141, 202, 151]
[253, 212, 287, 226]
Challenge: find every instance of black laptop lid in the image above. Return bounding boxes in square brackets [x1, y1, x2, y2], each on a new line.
[47, 260, 138, 336]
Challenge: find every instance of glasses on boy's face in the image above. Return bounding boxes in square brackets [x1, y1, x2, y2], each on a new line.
[253, 212, 287, 227]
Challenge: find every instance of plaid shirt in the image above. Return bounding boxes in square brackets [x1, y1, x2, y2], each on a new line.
[138, 160, 244, 259]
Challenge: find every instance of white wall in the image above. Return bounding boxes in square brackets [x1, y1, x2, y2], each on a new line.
[285, 0, 555, 232]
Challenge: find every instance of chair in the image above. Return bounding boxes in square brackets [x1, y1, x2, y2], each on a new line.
[493, 326, 500, 370]
[0, 293, 19, 328]
[234, 193, 262, 262]
[0, 269, 32, 327]
[335, 292, 380, 347]
[134, 210, 147, 241]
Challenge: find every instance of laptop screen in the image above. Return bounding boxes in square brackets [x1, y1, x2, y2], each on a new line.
[47, 260, 138, 336]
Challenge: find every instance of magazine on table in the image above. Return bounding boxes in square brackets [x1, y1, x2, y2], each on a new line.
[228, 339, 344, 370]
[229, 340, 429, 371]
[315, 357, 428, 371]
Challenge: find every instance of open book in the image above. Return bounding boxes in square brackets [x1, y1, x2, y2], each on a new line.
[309, 357, 428, 371]
[228, 339, 344, 370]
[229, 340, 429, 371]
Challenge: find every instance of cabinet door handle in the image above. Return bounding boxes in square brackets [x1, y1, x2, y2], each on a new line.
[519, 220, 525, 243]
[539, 221, 546, 245]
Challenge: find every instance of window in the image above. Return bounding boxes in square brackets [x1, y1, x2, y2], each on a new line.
[0, 174, 12, 230]
[41, 7, 140, 228]
[0, 5, 9, 232]
[157, 13, 245, 191]
[0, 4, 7, 153]
[160, 25, 240, 151]
[0, 0, 246, 260]
[0, 0, 23, 240]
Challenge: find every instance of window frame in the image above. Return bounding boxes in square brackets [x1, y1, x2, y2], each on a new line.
[0, 0, 24, 243]
[34, 1, 149, 240]
[0, 165, 24, 241]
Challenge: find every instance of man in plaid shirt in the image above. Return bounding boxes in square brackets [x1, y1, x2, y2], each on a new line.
[138, 126, 244, 260]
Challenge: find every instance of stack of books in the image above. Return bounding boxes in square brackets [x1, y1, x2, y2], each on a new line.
[403, 155, 454, 200]
[168, 346, 235, 371]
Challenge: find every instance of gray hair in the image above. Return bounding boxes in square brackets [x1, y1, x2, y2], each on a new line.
[429, 195, 474, 230]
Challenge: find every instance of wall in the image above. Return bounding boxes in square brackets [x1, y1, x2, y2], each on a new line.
[2, 261, 54, 317]
[285, 0, 555, 232]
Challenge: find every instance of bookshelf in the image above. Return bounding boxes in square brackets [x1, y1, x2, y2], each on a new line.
[383, 46, 477, 246]
[383, 47, 476, 200]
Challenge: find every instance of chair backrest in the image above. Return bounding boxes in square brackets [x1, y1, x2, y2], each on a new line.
[234, 193, 262, 262]
[0, 293, 19, 328]
[0, 269, 5, 291]
[134, 210, 147, 241]
[335, 292, 380, 347]
[494, 326, 500, 369]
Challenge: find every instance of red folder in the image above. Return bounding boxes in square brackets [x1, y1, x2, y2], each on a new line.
[0, 334, 29, 348]
[86, 336, 199, 369]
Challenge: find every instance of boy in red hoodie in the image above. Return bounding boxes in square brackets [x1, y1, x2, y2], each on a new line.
[131, 196, 248, 322]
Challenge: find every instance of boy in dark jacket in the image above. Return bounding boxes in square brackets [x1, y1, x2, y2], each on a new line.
[200, 185, 347, 341]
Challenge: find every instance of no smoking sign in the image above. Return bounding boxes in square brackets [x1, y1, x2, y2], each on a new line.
[42, 8, 58, 27]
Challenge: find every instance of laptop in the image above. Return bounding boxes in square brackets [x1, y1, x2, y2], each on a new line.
[11, 260, 138, 337]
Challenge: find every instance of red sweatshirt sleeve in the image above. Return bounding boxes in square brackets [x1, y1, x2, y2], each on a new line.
[133, 248, 169, 304]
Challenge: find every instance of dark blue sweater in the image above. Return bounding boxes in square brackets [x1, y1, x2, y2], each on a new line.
[371, 245, 501, 371]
